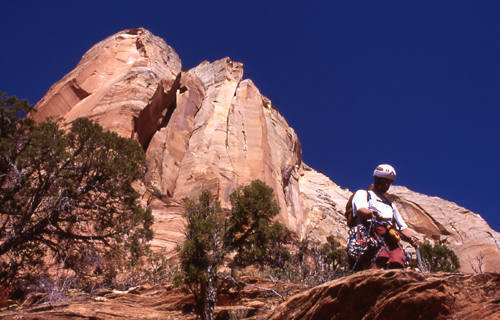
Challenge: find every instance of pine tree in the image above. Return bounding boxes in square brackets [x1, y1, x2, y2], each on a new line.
[419, 241, 461, 272]
[178, 191, 225, 320]
[0, 93, 153, 293]
[178, 180, 290, 320]
[225, 179, 287, 268]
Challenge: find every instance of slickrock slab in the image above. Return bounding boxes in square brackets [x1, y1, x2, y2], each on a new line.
[268, 269, 500, 320]
[0, 277, 305, 320]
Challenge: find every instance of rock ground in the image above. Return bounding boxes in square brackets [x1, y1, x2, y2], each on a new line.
[2, 271, 499, 320]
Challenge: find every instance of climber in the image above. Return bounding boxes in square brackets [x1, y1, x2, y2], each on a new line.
[349, 164, 419, 270]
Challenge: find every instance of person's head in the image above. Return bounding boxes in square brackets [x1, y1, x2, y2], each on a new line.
[373, 164, 396, 194]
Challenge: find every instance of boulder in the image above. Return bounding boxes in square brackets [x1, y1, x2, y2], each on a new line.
[268, 269, 500, 320]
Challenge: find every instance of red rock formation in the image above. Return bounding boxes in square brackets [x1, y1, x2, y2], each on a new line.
[31, 28, 500, 272]
[33, 28, 181, 141]
[388, 186, 500, 273]
[268, 269, 500, 320]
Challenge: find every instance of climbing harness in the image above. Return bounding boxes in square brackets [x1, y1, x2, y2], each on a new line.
[348, 218, 413, 271]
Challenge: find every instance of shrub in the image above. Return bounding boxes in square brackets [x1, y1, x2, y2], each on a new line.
[178, 190, 226, 320]
[268, 236, 348, 286]
[178, 180, 291, 320]
[418, 241, 460, 272]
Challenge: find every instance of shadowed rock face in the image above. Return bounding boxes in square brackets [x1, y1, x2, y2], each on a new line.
[32, 28, 500, 271]
[268, 269, 500, 320]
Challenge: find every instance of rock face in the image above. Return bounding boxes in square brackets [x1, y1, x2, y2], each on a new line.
[33, 28, 500, 272]
[387, 186, 500, 273]
[33, 28, 181, 143]
[268, 269, 500, 320]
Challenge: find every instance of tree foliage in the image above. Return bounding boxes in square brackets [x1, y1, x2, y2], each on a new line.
[0, 93, 153, 292]
[225, 179, 288, 268]
[178, 180, 289, 320]
[419, 241, 460, 272]
[320, 235, 348, 273]
[178, 191, 225, 320]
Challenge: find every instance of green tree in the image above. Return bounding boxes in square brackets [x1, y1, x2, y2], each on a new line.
[225, 179, 287, 268]
[178, 191, 226, 320]
[320, 235, 348, 274]
[419, 241, 460, 272]
[0, 93, 153, 293]
[178, 180, 289, 320]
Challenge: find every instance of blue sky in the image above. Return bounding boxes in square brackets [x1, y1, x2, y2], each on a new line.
[1, 1, 499, 231]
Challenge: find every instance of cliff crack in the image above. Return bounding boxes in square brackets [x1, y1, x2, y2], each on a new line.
[487, 231, 500, 252]
[134, 73, 181, 150]
[136, 38, 148, 58]
[224, 81, 241, 181]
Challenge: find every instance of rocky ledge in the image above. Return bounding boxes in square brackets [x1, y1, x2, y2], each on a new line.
[2, 270, 499, 320]
[268, 269, 500, 320]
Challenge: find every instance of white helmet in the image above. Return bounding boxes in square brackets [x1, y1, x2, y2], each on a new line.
[373, 164, 396, 181]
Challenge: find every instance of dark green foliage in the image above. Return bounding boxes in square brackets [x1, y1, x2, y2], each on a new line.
[225, 179, 285, 268]
[178, 190, 225, 320]
[0, 93, 153, 292]
[178, 180, 290, 320]
[419, 241, 460, 272]
[320, 235, 348, 273]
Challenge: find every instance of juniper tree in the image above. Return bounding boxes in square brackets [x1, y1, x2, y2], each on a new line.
[0, 93, 153, 292]
[225, 179, 288, 269]
[178, 191, 225, 320]
[178, 180, 290, 320]
[419, 241, 460, 272]
[320, 235, 348, 274]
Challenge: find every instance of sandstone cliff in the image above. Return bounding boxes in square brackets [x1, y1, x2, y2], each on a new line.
[33, 28, 500, 272]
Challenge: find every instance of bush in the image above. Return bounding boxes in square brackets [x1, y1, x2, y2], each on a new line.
[418, 241, 460, 272]
[225, 180, 288, 269]
[267, 236, 348, 286]
[178, 180, 291, 320]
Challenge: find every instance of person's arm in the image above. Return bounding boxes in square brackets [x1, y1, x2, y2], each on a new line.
[392, 204, 419, 246]
[353, 190, 378, 220]
[356, 207, 378, 220]
[400, 228, 419, 247]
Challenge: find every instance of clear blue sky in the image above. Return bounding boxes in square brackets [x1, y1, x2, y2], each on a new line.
[1, 1, 499, 231]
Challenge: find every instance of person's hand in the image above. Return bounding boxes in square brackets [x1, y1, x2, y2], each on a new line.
[401, 229, 419, 247]
[409, 236, 419, 247]
[371, 210, 381, 220]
